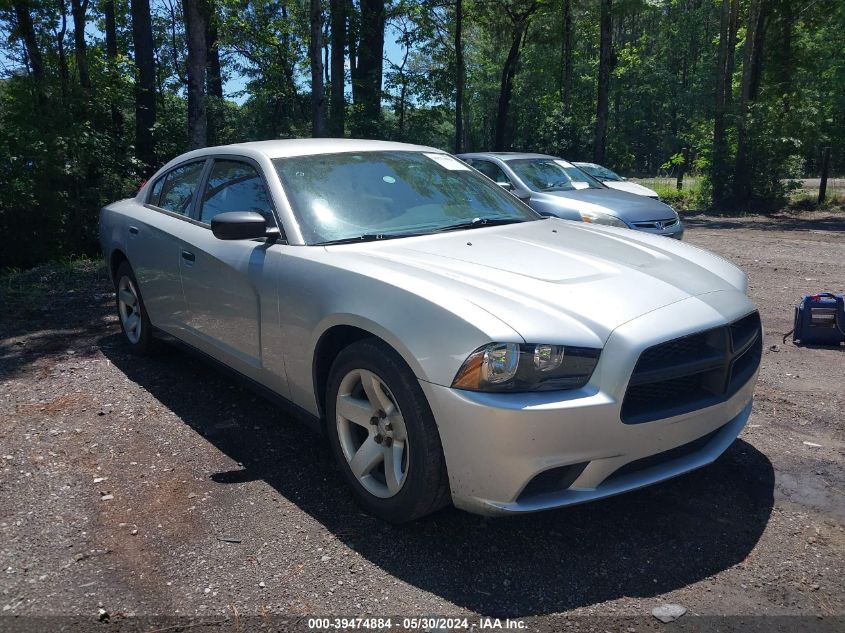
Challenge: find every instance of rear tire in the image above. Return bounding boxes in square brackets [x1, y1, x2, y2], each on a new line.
[325, 338, 450, 523]
[114, 261, 156, 356]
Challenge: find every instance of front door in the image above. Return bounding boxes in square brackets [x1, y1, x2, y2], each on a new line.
[177, 158, 280, 379]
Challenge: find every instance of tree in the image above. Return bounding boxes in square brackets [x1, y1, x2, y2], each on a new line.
[733, 0, 768, 204]
[183, 0, 209, 150]
[352, 0, 385, 138]
[560, 0, 573, 114]
[330, 0, 346, 135]
[310, 0, 326, 136]
[206, 5, 224, 145]
[131, 0, 157, 174]
[454, 0, 464, 152]
[11, 1, 44, 84]
[493, 0, 538, 151]
[593, 0, 612, 163]
[103, 0, 124, 135]
[711, 0, 740, 206]
[70, 0, 91, 92]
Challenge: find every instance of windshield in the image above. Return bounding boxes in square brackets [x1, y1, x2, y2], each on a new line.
[508, 159, 604, 192]
[577, 163, 621, 182]
[274, 151, 539, 244]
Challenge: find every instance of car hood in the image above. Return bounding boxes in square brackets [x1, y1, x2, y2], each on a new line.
[602, 180, 659, 198]
[325, 218, 746, 347]
[536, 187, 676, 222]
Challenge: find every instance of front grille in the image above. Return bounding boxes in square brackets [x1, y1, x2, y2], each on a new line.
[632, 218, 679, 230]
[621, 311, 761, 424]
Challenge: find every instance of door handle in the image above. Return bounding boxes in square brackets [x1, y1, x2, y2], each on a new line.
[181, 250, 195, 263]
[128, 226, 139, 236]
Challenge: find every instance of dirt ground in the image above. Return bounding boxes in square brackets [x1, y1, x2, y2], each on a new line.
[1, 212, 843, 630]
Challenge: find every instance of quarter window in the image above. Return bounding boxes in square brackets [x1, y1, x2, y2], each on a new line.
[158, 161, 205, 216]
[200, 160, 275, 226]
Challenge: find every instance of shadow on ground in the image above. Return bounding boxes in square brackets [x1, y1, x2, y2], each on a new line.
[684, 213, 845, 233]
[100, 334, 775, 618]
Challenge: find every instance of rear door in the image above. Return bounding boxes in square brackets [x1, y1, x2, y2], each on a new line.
[177, 157, 280, 379]
[126, 159, 208, 335]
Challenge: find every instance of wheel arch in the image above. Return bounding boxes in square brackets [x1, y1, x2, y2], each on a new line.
[311, 321, 423, 421]
[109, 248, 128, 283]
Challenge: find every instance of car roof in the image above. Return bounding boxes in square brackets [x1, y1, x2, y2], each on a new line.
[457, 152, 557, 162]
[172, 138, 443, 164]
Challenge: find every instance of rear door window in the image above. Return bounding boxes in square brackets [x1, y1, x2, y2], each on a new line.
[147, 176, 164, 205]
[473, 160, 511, 186]
[158, 161, 206, 216]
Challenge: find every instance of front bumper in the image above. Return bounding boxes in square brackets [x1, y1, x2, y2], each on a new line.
[421, 289, 758, 516]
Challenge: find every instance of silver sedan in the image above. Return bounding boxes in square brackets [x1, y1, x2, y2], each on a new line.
[458, 152, 684, 239]
[100, 139, 759, 522]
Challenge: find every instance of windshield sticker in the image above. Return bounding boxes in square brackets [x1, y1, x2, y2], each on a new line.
[572, 181, 590, 190]
[553, 159, 575, 168]
[423, 153, 470, 170]
[382, 175, 396, 184]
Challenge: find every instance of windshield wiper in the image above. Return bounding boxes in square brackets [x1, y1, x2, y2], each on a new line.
[315, 232, 426, 245]
[430, 217, 526, 233]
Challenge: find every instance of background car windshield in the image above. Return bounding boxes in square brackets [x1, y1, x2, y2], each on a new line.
[509, 159, 603, 192]
[579, 164, 621, 181]
[274, 151, 538, 244]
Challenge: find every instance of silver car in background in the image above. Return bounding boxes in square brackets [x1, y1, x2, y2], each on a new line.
[458, 152, 683, 239]
[100, 139, 758, 522]
[573, 161, 661, 199]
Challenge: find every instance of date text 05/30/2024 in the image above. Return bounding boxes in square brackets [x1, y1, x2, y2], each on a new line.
[306, 617, 527, 630]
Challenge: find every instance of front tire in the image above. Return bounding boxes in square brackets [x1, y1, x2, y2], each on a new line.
[114, 261, 155, 356]
[326, 339, 450, 523]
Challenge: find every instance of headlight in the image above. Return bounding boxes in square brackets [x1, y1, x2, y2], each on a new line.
[452, 343, 601, 392]
[579, 209, 628, 228]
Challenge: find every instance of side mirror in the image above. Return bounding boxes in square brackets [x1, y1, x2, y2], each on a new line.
[211, 211, 274, 241]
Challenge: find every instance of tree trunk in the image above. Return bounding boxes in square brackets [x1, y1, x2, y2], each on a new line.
[347, 0, 359, 104]
[561, 0, 573, 114]
[12, 1, 45, 83]
[182, 0, 209, 150]
[711, 0, 740, 206]
[733, 0, 767, 204]
[330, 0, 346, 136]
[493, 4, 537, 152]
[206, 11, 223, 146]
[353, 0, 385, 138]
[310, 0, 327, 137]
[593, 0, 612, 163]
[55, 2, 70, 102]
[131, 0, 157, 174]
[454, 0, 464, 153]
[70, 0, 91, 91]
[103, 0, 124, 140]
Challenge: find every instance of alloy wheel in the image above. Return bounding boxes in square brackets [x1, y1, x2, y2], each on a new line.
[335, 368, 410, 498]
[117, 275, 142, 344]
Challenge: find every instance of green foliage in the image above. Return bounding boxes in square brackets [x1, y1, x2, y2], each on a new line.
[1, 0, 843, 270]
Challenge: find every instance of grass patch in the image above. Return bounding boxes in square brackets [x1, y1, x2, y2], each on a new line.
[630, 176, 706, 212]
[787, 192, 845, 212]
[0, 256, 108, 319]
